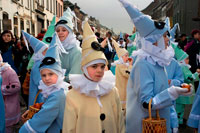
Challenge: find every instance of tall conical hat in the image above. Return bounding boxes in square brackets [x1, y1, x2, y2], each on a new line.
[42, 15, 56, 45]
[81, 21, 107, 67]
[22, 30, 48, 53]
[112, 39, 128, 58]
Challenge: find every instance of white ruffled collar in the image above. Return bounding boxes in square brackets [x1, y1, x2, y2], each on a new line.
[179, 61, 191, 69]
[38, 77, 69, 98]
[69, 70, 115, 97]
[111, 57, 129, 66]
[0, 63, 10, 73]
[132, 39, 174, 67]
[61, 32, 80, 51]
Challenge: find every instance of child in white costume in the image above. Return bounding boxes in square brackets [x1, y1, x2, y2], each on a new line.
[63, 21, 125, 133]
[112, 39, 132, 110]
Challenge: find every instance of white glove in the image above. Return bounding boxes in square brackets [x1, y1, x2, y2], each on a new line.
[172, 128, 178, 133]
[168, 85, 193, 100]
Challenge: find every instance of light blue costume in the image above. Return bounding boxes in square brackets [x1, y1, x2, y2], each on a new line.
[19, 90, 66, 133]
[0, 75, 5, 133]
[126, 58, 174, 133]
[166, 58, 184, 129]
[187, 80, 200, 129]
[29, 61, 43, 105]
[22, 31, 47, 106]
[20, 30, 68, 133]
[110, 54, 118, 75]
[166, 58, 184, 87]
[56, 8, 82, 82]
[118, 0, 176, 132]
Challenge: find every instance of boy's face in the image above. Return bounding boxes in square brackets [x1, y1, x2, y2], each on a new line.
[56, 26, 69, 41]
[122, 53, 129, 63]
[184, 57, 189, 64]
[87, 63, 105, 82]
[41, 69, 58, 86]
[163, 32, 170, 49]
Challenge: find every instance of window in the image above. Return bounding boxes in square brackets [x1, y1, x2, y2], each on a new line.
[56, 1, 57, 16]
[27, 0, 29, 8]
[61, 5, 62, 16]
[3, 12, 9, 20]
[20, 18, 24, 30]
[13, 16, 18, 37]
[50, 0, 52, 12]
[46, 0, 49, 10]
[53, 0, 55, 14]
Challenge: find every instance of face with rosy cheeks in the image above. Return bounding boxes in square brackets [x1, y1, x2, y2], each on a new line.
[153, 31, 170, 49]
[163, 32, 170, 49]
[2, 33, 12, 43]
[56, 26, 69, 41]
[87, 63, 106, 82]
[122, 53, 129, 63]
[184, 57, 189, 64]
[40, 69, 58, 86]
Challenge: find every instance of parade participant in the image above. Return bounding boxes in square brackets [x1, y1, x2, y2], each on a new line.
[0, 53, 21, 133]
[19, 32, 69, 133]
[62, 21, 125, 133]
[0, 54, 5, 133]
[118, 32, 125, 48]
[118, 0, 193, 132]
[27, 16, 56, 71]
[187, 80, 200, 132]
[165, 19, 184, 132]
[55, 7, 82, 82]
[112, 39, 132, 111]
[0, 30, 18, 73]
[127, 33, 137, 55]
[22, 31, 48, 106]
[0, 84, 5, 133]
[175, 49, 199, 125]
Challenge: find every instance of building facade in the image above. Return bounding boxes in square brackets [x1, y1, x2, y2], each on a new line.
[0, 0, 63, 37]
[143, 0, 200, 35]
[64, 0, 115, 38]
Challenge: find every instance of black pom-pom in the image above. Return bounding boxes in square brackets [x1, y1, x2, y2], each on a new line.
[100, 113, 106, 121]
[6, 85, 10, 89]
[91, 41, 105, 52]
[125, 70, 130, 74]
[154, 21, 166, 29]
[39, 57, 56, 68]
[11, 85, 15, 88]
[45, 37, 52, 43]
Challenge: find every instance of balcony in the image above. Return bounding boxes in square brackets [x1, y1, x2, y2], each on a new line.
[12, 0, 19, 4]
[35, 4, 44, 13]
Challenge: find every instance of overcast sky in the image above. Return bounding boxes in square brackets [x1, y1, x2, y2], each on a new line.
[66, 0, 153, 35]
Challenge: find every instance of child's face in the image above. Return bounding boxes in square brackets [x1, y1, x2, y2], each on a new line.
[87, 63, 105, 82]
[163, 32, 169, 49]
[2, 33, 12, 43]
[122, 53, 129, 63]
[41, 69, 58, 86]
[56, 26, 69, 41]
[184, 57, 189, 64]
[42, 48, 48, 56]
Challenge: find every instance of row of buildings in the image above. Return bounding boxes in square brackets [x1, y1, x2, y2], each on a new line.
[63, 1, 114, 37]
[0, 0, 63, 37]
[0, 0, 113, 38]
[142, 0, 200, 36]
